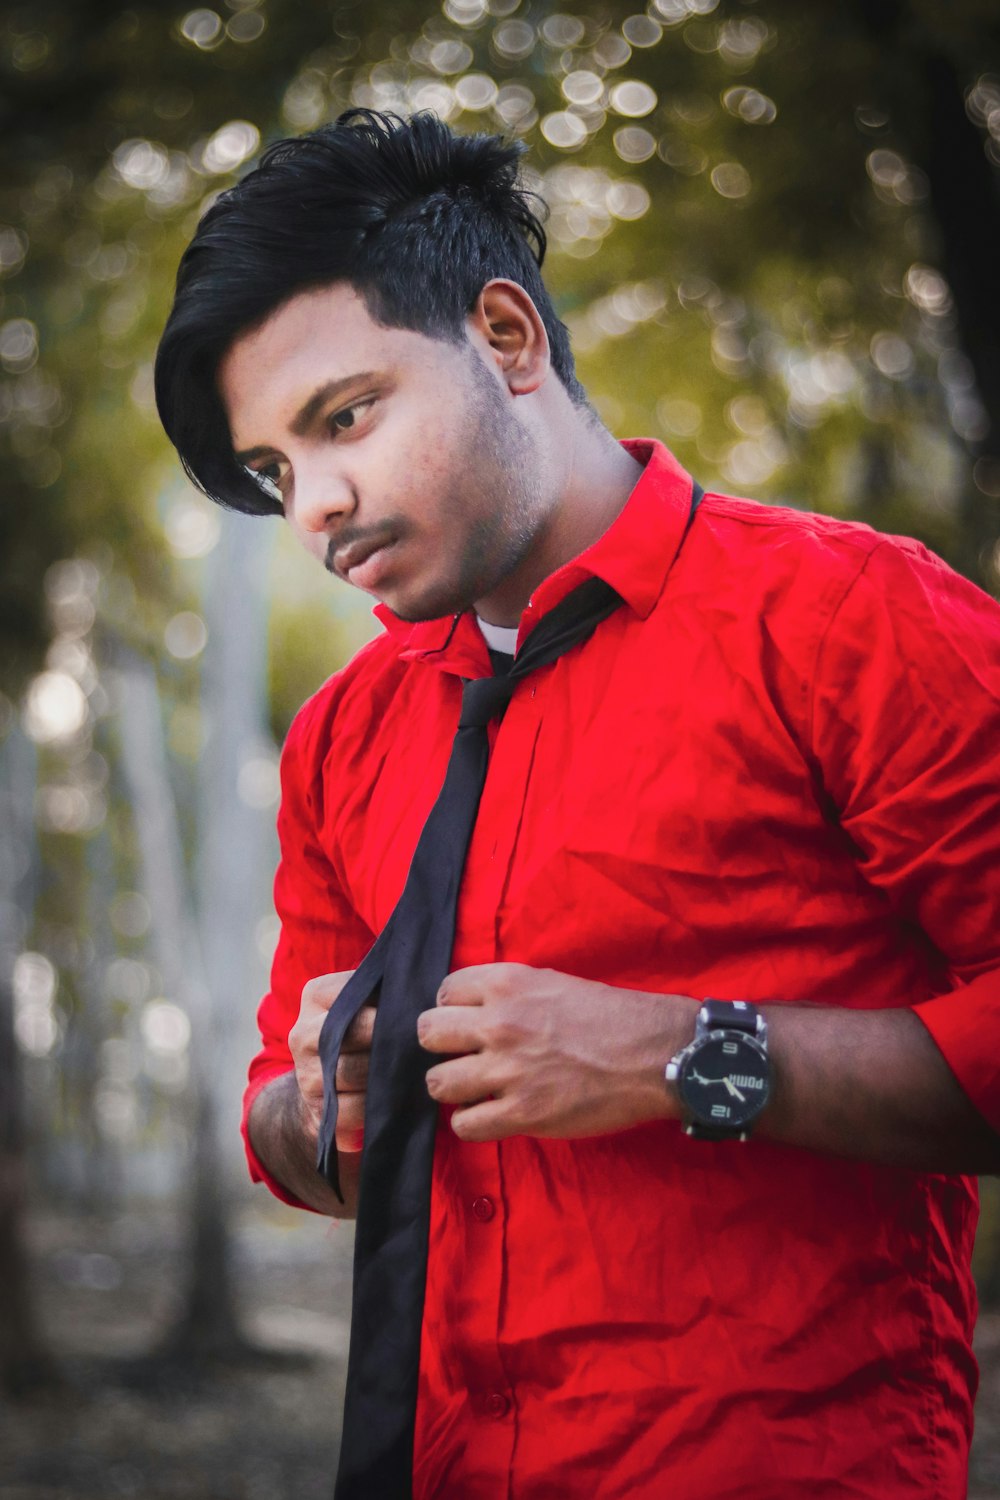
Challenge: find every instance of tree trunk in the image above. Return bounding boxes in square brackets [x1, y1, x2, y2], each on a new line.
[196, 510, 276, 1189]
[115, 652, 246, 1359]
[0, 726, 57, 1395]
[845, 0, 1000, 581]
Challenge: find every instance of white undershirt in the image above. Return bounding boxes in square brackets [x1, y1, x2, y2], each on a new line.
[476, 616, 519, 655]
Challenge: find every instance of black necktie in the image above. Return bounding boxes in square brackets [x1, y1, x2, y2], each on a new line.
[316, 576, 621, 1497]
[317, 485, 702, 1499]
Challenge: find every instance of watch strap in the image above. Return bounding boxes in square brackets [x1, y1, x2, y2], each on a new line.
[701, 998, 761, 1035]
[671, 998, 770, 1141]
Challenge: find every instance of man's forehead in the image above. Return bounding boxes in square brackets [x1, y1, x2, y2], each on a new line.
[223, 281, 457, 387]
[228, 281, 377, 362]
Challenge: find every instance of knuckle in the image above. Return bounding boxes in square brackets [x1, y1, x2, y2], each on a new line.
[300, 976, 323, 1008]
[484, 1015, 520, 1050]
[302, 970, 353, 1012]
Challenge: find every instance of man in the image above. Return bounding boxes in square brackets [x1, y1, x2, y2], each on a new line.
[155, 110, 1000, 1498]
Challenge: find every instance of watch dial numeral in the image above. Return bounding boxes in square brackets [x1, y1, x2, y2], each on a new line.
[711, 1104, 731, 1119]
[722, 1041, 738, 1054]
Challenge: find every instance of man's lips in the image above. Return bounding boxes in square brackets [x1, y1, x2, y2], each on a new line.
[331, 531, 398, 588]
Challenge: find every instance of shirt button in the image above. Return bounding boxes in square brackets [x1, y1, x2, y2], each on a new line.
[472, 1195, 495, 1222]
[486, 1392, 510, 1419]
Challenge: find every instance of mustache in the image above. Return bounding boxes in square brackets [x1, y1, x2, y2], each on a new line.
[324, 518, 411, 575]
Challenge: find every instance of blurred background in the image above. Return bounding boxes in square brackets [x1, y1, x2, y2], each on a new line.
[1, 0, 999, 1495]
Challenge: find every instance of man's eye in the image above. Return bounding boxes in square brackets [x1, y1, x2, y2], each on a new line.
[330, 398, 375, 435]
[246, 460, 288, 501]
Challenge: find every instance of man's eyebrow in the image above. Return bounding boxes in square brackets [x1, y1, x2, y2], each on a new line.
[233, 373, 380, 463]
[291, 372, 379, 436]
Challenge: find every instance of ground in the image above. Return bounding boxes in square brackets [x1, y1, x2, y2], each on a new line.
[1, 1200, 998, 1498]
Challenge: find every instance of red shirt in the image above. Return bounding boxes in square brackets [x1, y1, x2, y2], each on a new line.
[244, 440, 1000, 1499]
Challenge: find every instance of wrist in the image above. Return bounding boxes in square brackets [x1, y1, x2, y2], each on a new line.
[665, 998, 773, 1141]
[633, 991, 700, 1124]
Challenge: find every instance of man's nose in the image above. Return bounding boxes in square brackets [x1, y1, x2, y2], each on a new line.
[290, 460, 357, 534]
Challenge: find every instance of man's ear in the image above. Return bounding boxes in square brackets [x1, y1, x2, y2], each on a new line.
[466, 279, 551, 395]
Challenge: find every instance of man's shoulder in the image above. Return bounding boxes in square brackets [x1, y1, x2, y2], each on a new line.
[692, 489, 949, 607]
[281, 627, 407, 772]
[700, 489, 886, 561]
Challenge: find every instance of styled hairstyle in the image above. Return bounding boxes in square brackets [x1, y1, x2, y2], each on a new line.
[154, 108, 585, 516]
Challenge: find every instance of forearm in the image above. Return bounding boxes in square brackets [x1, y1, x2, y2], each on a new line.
[247, 1072, 360, 1217]
[420, 963, 1000, 1173]
[756, 1001, 1000, 1174]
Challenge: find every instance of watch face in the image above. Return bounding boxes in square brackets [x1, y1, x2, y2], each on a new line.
[679, 1032, 771, 1131]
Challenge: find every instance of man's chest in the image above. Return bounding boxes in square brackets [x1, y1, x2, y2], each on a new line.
[316, 618, 886, 998]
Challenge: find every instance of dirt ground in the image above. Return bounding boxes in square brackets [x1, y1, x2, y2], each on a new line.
[1, 1200, 999, 1499]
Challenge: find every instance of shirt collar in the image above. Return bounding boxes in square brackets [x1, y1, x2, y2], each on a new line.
[373, 439, 697, 671]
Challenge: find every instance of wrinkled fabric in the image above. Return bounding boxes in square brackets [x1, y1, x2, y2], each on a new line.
[244, 440, 1000, 1500]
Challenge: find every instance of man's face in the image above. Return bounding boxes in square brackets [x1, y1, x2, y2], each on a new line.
[218, 283, 554, 623]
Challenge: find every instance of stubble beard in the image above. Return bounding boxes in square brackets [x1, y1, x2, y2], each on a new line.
[390, 355, 551, 624]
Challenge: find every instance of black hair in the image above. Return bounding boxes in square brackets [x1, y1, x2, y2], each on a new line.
[154, 109, 585, 516]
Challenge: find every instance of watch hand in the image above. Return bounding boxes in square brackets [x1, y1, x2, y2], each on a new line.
[723, 1078, 747, 1103]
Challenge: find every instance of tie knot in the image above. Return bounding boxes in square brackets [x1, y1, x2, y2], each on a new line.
[460, 674, 515, 728]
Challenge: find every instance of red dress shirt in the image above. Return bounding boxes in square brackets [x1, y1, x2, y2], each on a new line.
[244, 440, 1000, 1499]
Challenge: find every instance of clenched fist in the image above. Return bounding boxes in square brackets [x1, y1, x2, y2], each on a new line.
[288, 971, 376, 1152]
[418, 963, 695, 1143]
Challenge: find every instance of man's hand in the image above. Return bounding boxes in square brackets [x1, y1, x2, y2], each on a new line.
[248, 970, 374, 1217]
[418, 963, 697, 1143]
[416, 963, 1000, 1172]
[288, 971, 375, 1152]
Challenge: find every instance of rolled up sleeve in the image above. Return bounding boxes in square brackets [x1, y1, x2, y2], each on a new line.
[810, 535, 1000, 1130]
[241, 690, 373, 1208]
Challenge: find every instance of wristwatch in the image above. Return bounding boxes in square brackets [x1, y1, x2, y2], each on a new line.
[665, 999, 772, 1141]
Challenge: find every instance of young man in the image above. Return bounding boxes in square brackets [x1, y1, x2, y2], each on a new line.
[155, 110, 1000, 1499]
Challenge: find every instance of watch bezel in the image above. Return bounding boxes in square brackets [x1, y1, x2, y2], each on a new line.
[675, 1028, 771, 1133]
[667, 1000, 772, 1140]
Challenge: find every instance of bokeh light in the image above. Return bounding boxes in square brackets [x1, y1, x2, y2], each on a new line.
[0, 318, 38, 372]
[164, 494, 223, 559]
[200, 121, 261, 175]
[164, 611, 208, 660]
[23, 671, 89, 744]
[179, 9, 224, 49]
[13, 952, 60, 1057]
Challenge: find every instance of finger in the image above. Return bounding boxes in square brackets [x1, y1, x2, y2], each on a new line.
[425, 1054, 493, 1105]
[341, 1004, 378, 1052]
[418, 1005, 486, 1055]
[301, 970, 356, 1014]
[449, 1099, 516, 1143]
[336, 1092, 365, 1153]
[335, 1050, 368, 1093]
[294, 1060, 325, 1120]
[437, 962, 527, 1007]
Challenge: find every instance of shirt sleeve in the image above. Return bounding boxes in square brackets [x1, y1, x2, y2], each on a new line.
[809, 535, 1000, 1132]
[241, 692, 374, 1208]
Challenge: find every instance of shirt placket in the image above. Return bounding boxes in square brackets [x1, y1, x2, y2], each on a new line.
[439, 677, 544, 1493]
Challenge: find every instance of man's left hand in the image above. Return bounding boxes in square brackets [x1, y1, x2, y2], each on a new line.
[418, 963, 697, 1142]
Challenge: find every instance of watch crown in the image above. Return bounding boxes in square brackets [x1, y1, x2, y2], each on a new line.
[665, 1060, 679, 1083]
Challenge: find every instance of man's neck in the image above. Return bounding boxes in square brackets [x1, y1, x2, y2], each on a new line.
[474, 422, 644, 628]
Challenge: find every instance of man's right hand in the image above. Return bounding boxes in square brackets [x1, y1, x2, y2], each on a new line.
[288, 971, 377, 1153]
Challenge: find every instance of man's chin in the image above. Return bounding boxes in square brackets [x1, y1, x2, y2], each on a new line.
[372, 582, 468, 624]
